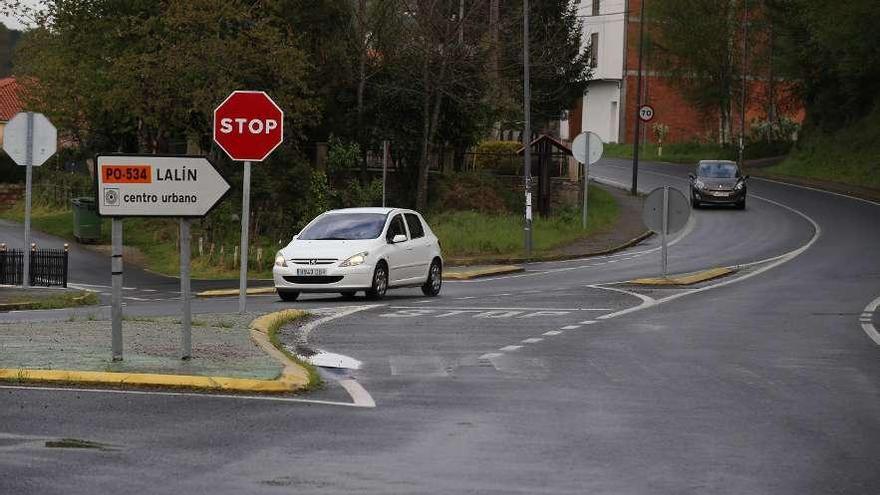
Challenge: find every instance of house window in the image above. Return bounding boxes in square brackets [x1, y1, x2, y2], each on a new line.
[592, 0, 600, 16]
[590, 33, 599, 68]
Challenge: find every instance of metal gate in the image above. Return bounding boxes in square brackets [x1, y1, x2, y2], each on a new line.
[0, 244, 69, 287]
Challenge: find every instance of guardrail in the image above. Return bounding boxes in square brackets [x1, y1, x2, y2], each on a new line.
[0, 243, 69, 287]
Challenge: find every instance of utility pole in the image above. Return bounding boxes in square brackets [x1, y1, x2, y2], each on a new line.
[738, 0, 748, 168]
[631, 0, 647, 196]
[523, 0, 533, 257]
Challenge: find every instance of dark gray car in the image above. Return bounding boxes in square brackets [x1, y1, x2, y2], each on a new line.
[688, 160, 749, 209]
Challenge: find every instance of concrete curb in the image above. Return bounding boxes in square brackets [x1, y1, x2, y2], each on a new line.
[629, 267, 735, 286]
[0, 310, 312, 393]
[196, 287, 276, 298]
[445, 265, 525, 280]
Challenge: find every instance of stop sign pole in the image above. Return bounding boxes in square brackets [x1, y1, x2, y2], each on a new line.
[214, 91, 284, 313]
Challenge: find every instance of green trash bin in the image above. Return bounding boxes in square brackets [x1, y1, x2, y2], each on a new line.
[71, 197, 102, 243]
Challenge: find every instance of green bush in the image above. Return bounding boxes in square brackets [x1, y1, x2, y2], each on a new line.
[431, 172, 518, 214]
[473, 140, 521, 175]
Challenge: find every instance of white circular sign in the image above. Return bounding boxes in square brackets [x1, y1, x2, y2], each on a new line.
[571, 131, 604, 165]
[3, 112, 57, 167]
[639, 105, 655, 123]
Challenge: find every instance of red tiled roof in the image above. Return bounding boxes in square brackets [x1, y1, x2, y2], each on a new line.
[0, 77, 24, 122]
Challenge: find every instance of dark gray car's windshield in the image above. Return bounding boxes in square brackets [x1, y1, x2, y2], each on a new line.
[298, 213, 387, 240]
[698, 162, 738, 178]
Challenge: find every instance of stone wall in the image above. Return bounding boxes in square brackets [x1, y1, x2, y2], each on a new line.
[0, 183, 23, 209]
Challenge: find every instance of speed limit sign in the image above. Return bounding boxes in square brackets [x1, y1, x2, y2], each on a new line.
[639, 105, 655, 122]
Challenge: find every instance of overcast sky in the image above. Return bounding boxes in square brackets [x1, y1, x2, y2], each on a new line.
[2, 0, 40, 31]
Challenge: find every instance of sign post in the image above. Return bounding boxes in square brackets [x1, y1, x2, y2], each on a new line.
[571, 131, 604, 229]
[213, 91, 284, 314]
[96, 154, 230, 360]
[642, 186, 690, 278]
[3, 112, 57, 288]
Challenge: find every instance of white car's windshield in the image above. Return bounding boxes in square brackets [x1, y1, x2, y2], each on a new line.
[298, 213, 388, 240]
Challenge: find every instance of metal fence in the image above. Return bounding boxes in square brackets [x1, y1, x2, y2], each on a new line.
[0, 244, 69, 287]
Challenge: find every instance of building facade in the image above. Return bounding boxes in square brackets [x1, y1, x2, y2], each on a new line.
[562, 0, 801, 146]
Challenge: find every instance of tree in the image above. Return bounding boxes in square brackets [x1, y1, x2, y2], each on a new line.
[650, 0, 746, 144]
[13, 0, 317, 155]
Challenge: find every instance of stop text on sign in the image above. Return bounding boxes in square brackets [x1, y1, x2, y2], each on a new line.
[218, 118, 279, 135]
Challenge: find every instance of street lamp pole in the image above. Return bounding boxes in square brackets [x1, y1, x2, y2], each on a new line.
[522, 0, 533, 257]
[631, 0, 647, 196]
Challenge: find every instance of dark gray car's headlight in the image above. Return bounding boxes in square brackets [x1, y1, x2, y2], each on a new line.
[735, 181, 744, 190]
[694, 179, 706, 189]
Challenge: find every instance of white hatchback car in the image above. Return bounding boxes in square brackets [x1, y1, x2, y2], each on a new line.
[273, 208, 443, 301]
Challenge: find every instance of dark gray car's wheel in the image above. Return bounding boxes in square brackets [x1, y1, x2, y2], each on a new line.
[736, 198, 746, 210]
[691, 197, 700, 209]
[278, 290, 300, 302]
[365, 263, 388, 300]
[421, 260, 442, 296]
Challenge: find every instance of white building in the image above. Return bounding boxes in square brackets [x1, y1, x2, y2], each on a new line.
[560, 0, 628, 143]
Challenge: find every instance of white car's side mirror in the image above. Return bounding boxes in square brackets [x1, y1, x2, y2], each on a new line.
[391, 234, 407, 244]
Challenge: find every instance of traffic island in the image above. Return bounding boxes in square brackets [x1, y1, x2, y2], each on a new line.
[0, 288, 99, 312]
[0, 310, 315, 393]
[629, 267, 735, 286]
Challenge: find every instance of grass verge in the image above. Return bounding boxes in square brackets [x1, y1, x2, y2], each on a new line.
[764, 112, 880, 190]
[263, 310, 322, 391]
[429, 184, 618, 258]
[604, 142, 738, 164]
[0, 290, 99, 310]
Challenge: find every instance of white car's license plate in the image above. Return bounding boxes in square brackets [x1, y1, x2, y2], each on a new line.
[296, 268, 327, 276]
[713, 191, 731, 197]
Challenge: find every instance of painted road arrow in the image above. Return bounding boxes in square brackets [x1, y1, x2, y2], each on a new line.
[96, 155, 231, 217]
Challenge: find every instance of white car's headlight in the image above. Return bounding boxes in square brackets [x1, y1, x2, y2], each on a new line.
[339, 251, 368, 267]
[274, 252, 287, 267]
[694, 179, 706, 189]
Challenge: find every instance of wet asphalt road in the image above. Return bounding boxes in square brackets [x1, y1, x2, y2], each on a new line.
[1, 159, 879, 494]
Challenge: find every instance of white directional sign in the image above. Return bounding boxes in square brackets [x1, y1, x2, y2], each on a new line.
[96, 155, 230, 217]
[3, 112, 57, 166]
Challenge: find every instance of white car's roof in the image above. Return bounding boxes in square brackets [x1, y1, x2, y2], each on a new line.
[325, 207, 412, 215]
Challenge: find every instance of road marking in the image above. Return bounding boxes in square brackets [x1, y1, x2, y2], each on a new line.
[0, 384, 374, 408]
[543, 330, 563, 336]
[499, 345, 522, 352]
[455, 296, 477, 300]
[561, 325, 581, 330]
[479, 353, 503, 360]
[579, 320, 599, 325]
[475, 310, 524, 318]
[124, 297, 150, 301]
[860, 297, 880, 346]
[754, 177, 880, 208]
[521, 338, 543, 344]
[390, 306, 611, 311]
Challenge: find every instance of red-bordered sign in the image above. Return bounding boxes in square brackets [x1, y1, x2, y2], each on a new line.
[213, 91, 284, 162]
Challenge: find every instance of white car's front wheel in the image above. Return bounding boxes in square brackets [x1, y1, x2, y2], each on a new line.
[366, 263, 388, 300]
[421, 260, 442, 296]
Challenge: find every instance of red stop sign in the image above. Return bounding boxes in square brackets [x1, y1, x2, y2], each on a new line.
[213, 91, 284, 162]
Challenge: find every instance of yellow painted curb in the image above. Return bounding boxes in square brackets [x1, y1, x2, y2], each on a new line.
[0, 309, 312, 393]
[445, 265, 524, 280]
[0, 368, 292, 392]
[249, 309, 311, 389]
[630, 267, 734, 286]
[196, 287, 277, 298]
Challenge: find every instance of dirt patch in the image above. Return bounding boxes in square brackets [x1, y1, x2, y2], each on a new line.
[541, 183, 649, 259]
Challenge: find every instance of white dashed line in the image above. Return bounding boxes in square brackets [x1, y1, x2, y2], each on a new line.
[561, 325, 581, 330]
[455, 296, 477, 300]
[521, 338, 543, 344]
[479, 353, 503, 360]
[543, 330, 563, 336]
[579, 320, 598, 325]
[499, 345, 522, 352]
